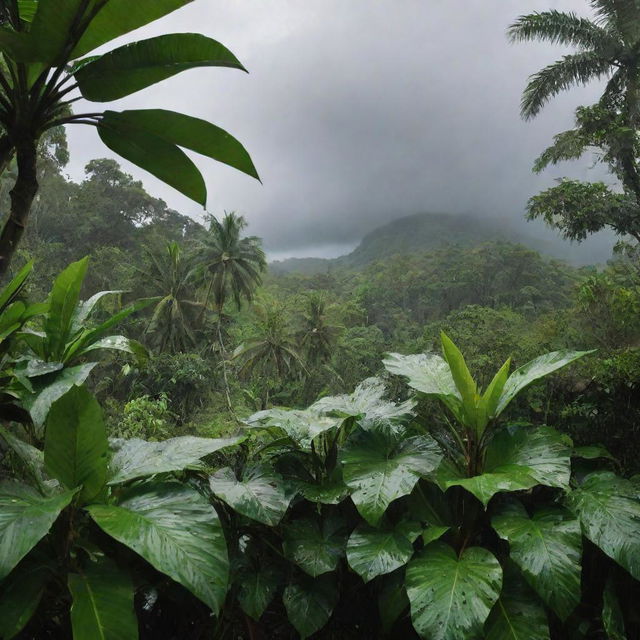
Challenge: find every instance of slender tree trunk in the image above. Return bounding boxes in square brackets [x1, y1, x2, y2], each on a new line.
[216, 313, 236, 419]
[0, 139, 38, 278]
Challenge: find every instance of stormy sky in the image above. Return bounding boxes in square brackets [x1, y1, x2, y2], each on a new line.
[66, 0, 612, 259]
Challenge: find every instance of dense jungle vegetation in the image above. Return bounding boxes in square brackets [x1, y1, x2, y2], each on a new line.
[1, 1, 640, 639]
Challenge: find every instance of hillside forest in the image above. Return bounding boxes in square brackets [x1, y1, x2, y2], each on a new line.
[1, 1, 640, 640]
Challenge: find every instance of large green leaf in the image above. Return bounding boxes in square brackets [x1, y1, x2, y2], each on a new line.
[341, 427, 442, 525]
[237, 563, 281, 621]
[68, 558, 137, 640]
[100, 109, 259, 181]
[310, 377, 415, 430]
[383, 352, 463, 419]
[346, 521, 415, 583]
[492, 502, 581, 620]
[97, 113, 207, 206]
[378, 568, 410, 634]
[44, 386, 108, 502]
[566, 471, 640, 580]
[246, 407, 340, 450]
[0, 425, 50, 491]
[24, 362, 97, 430]
[0, 482, 75, 579]
[108, 435, 241, 485]
[73, 0, 194, 58]
[496, 350, 592, 415]
[87, 482, 228, 613]
[76, 34, 245, 101]
[484, 563, 550, 640]
[481, 357, 511, 419]
[297, 467, 351, 505]
[438, 426, 571, 506]
[282, 573, 338, 640]
[209, 465, 291, 526]
[283, 516, 347, 578]
[0, 561, 50, 640]
[405, 542, 502, 640]
[440, 332, 479, 428]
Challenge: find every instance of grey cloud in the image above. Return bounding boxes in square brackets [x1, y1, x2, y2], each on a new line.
[66, 0, 613, 256]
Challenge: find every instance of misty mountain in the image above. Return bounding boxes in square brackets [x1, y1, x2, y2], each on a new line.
[269, 212, 615, 275]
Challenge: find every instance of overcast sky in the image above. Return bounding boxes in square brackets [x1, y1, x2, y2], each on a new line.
[66, 0, 610, 259]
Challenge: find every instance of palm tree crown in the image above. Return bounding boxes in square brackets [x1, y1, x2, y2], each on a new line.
[509, 1, 640, 120]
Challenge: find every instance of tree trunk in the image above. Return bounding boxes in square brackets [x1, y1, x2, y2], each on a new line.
[0, 139, 38, 278]
[217, 314, 237, 419]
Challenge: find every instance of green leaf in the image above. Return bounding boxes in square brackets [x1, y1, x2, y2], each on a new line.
[68, 558, 138, 640]
[209, 465, 291, 526]
[283, 516, 347, 578]
[492, 502, 581, 620]
[405, 542, 502, 640]
[346, 522, 415, 582]
[438, 426, 571, 506]
[100, 109, 259, 181]
[566, 471, 640, 580]
[97, 112, 207, 206]
[496, 350, 593, 415]
[0, 426, 50, 491]
[0, 482, 75, 579]
[237, 564, 281, 621]
[17, 0, 38, 22]
[481, 357, 511, 418]
[421, 525, 449, 545]
[572, 445, 615, 461]
[310, 377, 415, 430]
[484, 563, 550, 640]
[246, 407, 340, 450]
[70, 290, 125, 334]
[108, 435, 240, 484]
[87, 482, 228, 613]
[45, 257, 88, 360]
[44, 386, 108, 502]
[24, 363, 96, 430]
[298, 468, 351, 505]
[0, 260, 32, 310]
[603, 577, 627, 640]
[378, 569, 409, 634]
[383, 352, 463, 419]
[440, 332, 479, 427]
[282, 573, 338, 640]
[341, 427, 442, 525]
[76, 34, 245, 101]
[72, 0, 195, 58]
[0, 561, 50, 640]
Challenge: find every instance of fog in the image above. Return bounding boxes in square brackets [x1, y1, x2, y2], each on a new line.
[66, 0, 614, 258]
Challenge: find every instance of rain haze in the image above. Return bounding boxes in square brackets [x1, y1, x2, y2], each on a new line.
[66, 0, 612, 260]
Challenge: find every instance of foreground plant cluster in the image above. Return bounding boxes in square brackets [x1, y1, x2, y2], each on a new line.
[0, 263, 638, 640]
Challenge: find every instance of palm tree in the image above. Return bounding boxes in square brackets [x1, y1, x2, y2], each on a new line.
[298, 292, 342, 366]
[141, 242, 204, 354]
[196, 212, 266, 410]
[233, 304, 306, 408]
[509, 3, 640, 121]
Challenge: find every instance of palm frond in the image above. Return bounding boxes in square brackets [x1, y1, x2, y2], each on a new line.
[533, 128, 591, 172]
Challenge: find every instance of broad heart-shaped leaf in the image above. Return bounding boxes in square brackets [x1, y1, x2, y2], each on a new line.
[68, 558, 137, 640]
[246, 407, 340, 450]
[76, 34, 245, 101]
[438, 426, 571, 506]
[405, 542, 502, 640]
[0, 560, 50, 639]
[484, 563, 550, 640]
[209, 465, 291, 526]
[98, 113, 207, 206]
[283, 516, 347, 578]
[566, 471, 640, 580]
[0, 483, 76, 580]
[44, 386, 108, 502]
[108, 435, 241, 485]
[282, 572, 338, 640]
[88, 482, 228, 613]
[496, 349, 593, 416]
[298, 467, 351, 505]
[237, 563, 281, 621]
[45, 257, 88, 360]
[24, 362, 97, 431]
[72, 0, 194, 58]
[492, 502, 581, 620]
[310, 377, 415, 430]
[342, 428, 442, 525]
[383, 352, 463, 420]
[346, 522, 415, 583]
[102, 109, 259, 181]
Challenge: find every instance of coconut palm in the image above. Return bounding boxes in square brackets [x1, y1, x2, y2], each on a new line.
[196, 212, 266, 410]
[509, 2, 640, 121]
[298, 292, 342, 366]
[141, 242, 204, 354]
